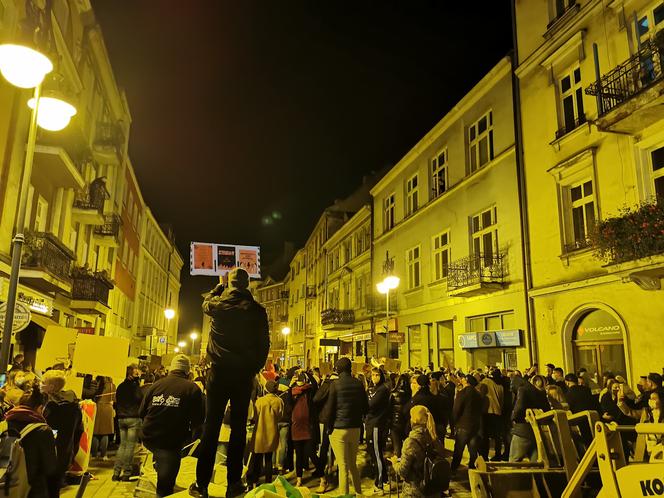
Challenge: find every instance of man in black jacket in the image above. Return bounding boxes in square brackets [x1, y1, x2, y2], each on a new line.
[565, 373, 598, 413]
[190, 268, 270, 498]
[509, 375, 550, 462]
[114, 364, 144, 481]
[312, 371, 338, 493]
[451, 375, 484, 472]
[141, 355, 204, 497]
[404, 374, 443, 427]
[327, 358, 368, 496]
[366, 367, 391, 495]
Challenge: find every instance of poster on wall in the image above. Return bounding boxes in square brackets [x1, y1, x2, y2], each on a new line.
[190, 241, 261, 278]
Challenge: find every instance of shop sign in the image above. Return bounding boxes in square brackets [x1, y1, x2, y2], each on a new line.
[388, 332, 405, 344]
[320, 338, 340, 347]
[0, 302, 31, 333]
[574, 309, 623, 342]
[76, 327, 95, 335]
[495, 330, 522, 347]
[458, 333, 479, 349]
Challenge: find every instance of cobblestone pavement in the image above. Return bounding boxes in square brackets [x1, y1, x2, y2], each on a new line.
[61, 439, 473, 498]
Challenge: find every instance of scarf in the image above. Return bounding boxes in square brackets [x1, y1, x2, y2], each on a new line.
[4, 406, 47, 424]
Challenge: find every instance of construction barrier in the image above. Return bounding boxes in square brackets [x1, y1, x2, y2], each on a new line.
[68, 399, 97, 477]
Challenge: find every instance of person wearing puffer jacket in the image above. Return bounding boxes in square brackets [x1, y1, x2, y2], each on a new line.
[388, 405, 445, 498]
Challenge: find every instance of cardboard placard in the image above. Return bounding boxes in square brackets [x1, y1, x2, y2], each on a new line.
[384, 359, 401, 373]
[35, 326, 78, 371]
[319, 362, 333, 377]
[351, 361, 365, 376]
[73, 334, 130, 380]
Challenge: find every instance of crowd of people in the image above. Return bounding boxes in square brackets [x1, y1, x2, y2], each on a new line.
[2, 267, 664, 498]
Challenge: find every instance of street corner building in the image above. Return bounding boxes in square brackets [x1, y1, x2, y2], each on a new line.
[0, 1, 183, 365]
[514, 0, 664, 384]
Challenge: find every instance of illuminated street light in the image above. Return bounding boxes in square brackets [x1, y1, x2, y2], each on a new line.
[281, 327, 291, 367]
[164, 308, 176, 320]
[0, 44, 52, 88]
[178, 341, 186, 348]
[174, 347, 180, 353]
[281, 327, 291, 336]
[0, 42, 76, 373]
[377, 274, 399, 338]
[190, 331, 199, 356]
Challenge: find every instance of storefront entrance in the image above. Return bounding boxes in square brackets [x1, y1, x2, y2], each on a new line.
[572, 309, 627, 382]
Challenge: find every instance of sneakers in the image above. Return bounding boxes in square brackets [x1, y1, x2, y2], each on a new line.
[373, 485, 385, 496]
[188, 482, 209, 498]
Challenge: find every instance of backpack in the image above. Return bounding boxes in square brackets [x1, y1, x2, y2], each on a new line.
[413, 437, 450, 494]
[0, 423, 49, 498]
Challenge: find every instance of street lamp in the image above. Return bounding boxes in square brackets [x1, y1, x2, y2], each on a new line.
[281, 327, 290, 367]
[178, 341, 186, 349]
[163, 308, 175, 354]
[0, 42, 78, 373]
[377, 274, 400, 336]
[174, 347, 180, 353]
[190, 331, 199, 356]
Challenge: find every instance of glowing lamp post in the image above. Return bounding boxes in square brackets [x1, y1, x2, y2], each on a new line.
[281, 326, 290, 366]
[190, 331, 199, 356]
[0, 42, 78, 372]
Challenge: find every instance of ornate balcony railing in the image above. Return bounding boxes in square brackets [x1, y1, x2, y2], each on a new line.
[555, 115, 587, 140]
[447, 253, 507, 291]
[94, 215, 121, 237]
[22, 232, 74, 282]
[71, 269, 114, 306]
[586, 38, 664, 117]
[321, 308, 355, 327]
[95, 122, 125, 148]
[74, 178, 109, 212]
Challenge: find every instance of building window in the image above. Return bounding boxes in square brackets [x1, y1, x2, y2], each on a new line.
[383, 193, 395, 231]
[355, 274, 366, 309]
[406, 174, 419, 216]
[471, 207, 498, 266]
[468, 111, 494, 173]
[651, 146, 664, 202]
[432, 231, 450, 281]
[557, 66, 585, 138]
[431, 149, 447, 199]
[406, 245, 421, 289]
[566, 179, 595, 251]
[553, 0, 576, 20]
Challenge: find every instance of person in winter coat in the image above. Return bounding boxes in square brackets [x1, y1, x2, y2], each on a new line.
[140, 355, 204, 497]
[405, 375, 443, 431]
[113, 364, 144, 481]
[390, 373, 412, 458]
[480, 370, 504, 461]
[312, 371, 338, 493]
[40, 369, 83, 488]
[327, 357, 369, 496]
[509, 374, 551, 462]
[366, 367, 391, 495]
[4, 368, 28, 406]
[388, 405, 444, 498]
[92, 376, 116, 460]
[451, 375, 484, 471]
[429, 378, 452, 441]
[287, 371, 319, 487]
[4, 383, 59, 498]
[191, 268, 270, 498]
[247, 380, 284, 488]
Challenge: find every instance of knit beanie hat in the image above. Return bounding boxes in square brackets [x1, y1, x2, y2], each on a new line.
[228, 267, 250, 290]
[170, 354, 191, 374]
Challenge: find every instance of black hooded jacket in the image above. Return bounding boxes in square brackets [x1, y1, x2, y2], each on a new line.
[203, 286, 270, 374]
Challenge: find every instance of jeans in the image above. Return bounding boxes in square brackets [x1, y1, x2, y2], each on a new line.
[247, 452, 273, 485]
[509, 433, 538, 462]
[451, 428, 481, 471]
[276, 423, 289, 469]
[91, 435, 109, 458]
[150, 447, 182, 497]
[114, 418, 141, 475]
[196, 366, 253, 489]
[316, 424, 334, 477]
[329, 427, 361, 495]
[367, 425, 388, 487]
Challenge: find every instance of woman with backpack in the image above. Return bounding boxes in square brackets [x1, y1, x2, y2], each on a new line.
[4, 381, 59, 497]
[389, 405, 448, 498]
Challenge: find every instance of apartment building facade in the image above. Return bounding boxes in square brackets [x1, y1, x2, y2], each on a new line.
[255, 276, 289, 364]
[514, 0, 664, 383]
[287, 249, 307, 367]
[0, 1, 181, 364]
[371, 57, 529, 372]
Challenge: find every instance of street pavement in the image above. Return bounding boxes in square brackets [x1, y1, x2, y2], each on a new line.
[61, 439, 474, 498]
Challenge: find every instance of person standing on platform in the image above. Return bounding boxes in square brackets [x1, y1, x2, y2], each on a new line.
[189, 268, 270, 498]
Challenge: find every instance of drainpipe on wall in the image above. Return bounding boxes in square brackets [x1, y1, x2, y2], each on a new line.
[511, 1, 537, 367]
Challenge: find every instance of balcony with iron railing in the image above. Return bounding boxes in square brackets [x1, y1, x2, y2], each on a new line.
[447, 252, 507, 297]
[73, 178, 109, 225]
[70, 268, 114, 314]
[321, 308, 355, 330]
[306, 286, 317, 298]
[93, 215, 121, 247]
[585, 36, 664, 133]
[21, 232, 74, 292]
[93, 122, 125, 164]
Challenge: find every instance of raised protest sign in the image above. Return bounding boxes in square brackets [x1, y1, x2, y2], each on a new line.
[190, 241, 261, 278]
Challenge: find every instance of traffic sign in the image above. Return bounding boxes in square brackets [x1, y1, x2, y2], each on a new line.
[0, 302, 32, 333]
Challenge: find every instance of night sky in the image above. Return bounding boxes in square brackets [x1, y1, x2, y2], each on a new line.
[91, 1, 513, 339]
